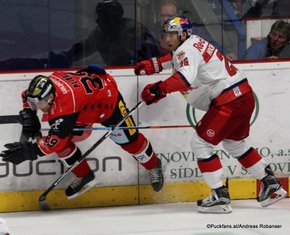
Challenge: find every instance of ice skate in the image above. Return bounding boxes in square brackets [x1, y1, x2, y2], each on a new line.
[149, 158, 164, 192]
[258, 166, 287, 207]
[65, 170, 97, 200]
[197, 186, 232, 214]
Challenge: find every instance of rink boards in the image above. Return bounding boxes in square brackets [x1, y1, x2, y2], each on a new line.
[0, 61, 289, 212]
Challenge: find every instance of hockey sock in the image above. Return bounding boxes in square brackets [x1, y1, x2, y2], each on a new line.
[238, 147, 267, 179]
[121, 133, 157, 170]
[57, 143, 91, 177]
[197, 154, 224, 189]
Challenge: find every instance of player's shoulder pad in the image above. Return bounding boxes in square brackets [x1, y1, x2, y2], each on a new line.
[76, 64, 107, 75]
[87, 64, 107, 75]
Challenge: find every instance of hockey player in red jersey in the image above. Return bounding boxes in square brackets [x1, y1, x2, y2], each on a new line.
[134, 16, 287, 213]
[0, 65, 163, 199]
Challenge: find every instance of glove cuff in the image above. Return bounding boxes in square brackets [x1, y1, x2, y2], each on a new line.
[151, 58, 162, 73]
[155, 81, 167, 96]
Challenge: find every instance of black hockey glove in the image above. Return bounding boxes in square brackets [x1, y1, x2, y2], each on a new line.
[0, 142, 38, 165]
[18, 109, 42, 140]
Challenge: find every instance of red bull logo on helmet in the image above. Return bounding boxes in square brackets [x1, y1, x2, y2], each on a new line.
[168, 17, 188, 30]
[165, 16, 192, 36]
[172, 17, 188, 25]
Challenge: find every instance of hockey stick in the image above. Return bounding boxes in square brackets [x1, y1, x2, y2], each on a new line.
[73, 125, 195, 130]
[40, 124, 195, 131]
[38, 101, 144, 211]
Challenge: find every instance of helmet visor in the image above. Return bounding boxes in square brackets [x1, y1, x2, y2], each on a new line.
[27, 94, 51, 111]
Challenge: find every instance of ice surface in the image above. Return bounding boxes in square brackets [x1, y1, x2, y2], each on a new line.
[1, 198, 289, 235]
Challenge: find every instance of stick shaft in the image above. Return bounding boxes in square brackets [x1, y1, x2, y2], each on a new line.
[41, 124, 195, 132]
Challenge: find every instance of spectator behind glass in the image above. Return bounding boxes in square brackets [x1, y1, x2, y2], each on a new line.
[244, 20, 290, 60]
[243, 0, 290, 18]
[229, 0, 250, 18]
[156, 0, 179, 55]
[0, 0, 160, 70]
[60, 0, 160, 66]
[152, 0, 237, 60]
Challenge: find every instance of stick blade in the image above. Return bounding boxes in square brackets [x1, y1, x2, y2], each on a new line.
[39, 195, 51, 211]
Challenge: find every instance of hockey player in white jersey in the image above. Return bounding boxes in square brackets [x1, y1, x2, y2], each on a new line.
[134, 16, 287, 213]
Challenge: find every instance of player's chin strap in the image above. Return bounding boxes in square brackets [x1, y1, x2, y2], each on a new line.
[38, 101, 144, 211]
[178, 32, 190, 47]
[46, 93, 54, 106]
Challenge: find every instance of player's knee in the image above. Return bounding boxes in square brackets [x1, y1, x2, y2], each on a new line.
[190, 130, 214, 159]
[109, 128, 138, 145]
[222, 139, 250, 158]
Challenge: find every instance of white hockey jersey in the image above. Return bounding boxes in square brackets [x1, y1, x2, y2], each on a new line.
[163, 35, 247, 111]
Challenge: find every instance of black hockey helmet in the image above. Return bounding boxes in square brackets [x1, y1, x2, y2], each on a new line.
[26, 75, 55, 104]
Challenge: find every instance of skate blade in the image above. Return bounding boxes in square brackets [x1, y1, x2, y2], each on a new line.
[197, 204, 232, 214]
[151, 180, 164, 192]
[260, 188, 287, 207]
[67, 180, 98, 200]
